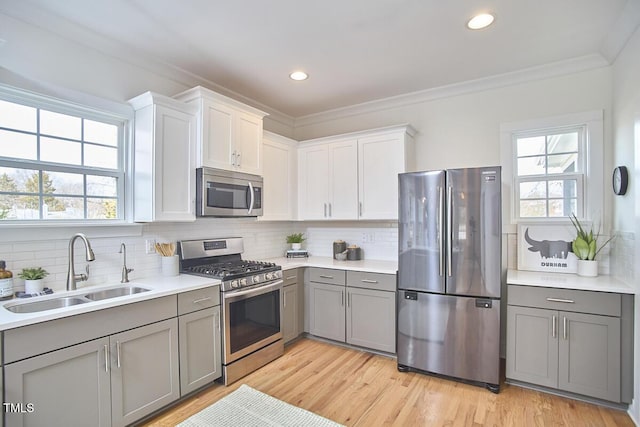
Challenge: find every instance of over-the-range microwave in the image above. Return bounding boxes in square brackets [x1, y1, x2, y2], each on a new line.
[196, 167, 263, 217]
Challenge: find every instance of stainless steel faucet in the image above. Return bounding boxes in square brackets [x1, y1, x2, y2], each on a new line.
[66, 233, 96, 291]
[119, 243, 133, 283]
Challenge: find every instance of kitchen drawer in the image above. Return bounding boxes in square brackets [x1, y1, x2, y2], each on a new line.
[283, 269, 299, 286]
[507, 285, 621, 317]
[308, 268, 346, 286]
[347, 271, 395, 292]
[178, 285, 220, 315]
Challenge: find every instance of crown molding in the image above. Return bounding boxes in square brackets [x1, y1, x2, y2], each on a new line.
[293, 54, 610, 129]
[600, 0, 640, 63]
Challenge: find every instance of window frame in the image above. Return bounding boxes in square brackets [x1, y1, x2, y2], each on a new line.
[0, 83, 131, 225]
[500, 110, 604, 230]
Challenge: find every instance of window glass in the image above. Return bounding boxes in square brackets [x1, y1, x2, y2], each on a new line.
[0, 96, 124, 222]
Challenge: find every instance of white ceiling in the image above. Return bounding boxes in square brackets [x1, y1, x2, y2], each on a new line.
[1, 0, 638, 118]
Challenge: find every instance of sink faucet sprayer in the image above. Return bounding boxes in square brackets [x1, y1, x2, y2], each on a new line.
[66, 233, 96, 291]
[119, 243, 134, 283]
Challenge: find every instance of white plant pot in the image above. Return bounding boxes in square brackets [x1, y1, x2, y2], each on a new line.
[291, 243, 302, 250]
[24, 279, 44, 294]
[577, 260, 598, 277]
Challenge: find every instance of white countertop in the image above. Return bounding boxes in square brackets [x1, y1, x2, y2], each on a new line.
[266, 256, 397, 275]
[0, 274, 220, 331]
[507, 269, 635, 294]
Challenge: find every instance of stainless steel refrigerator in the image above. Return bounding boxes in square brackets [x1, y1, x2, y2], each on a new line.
[397, 167, 501, 392]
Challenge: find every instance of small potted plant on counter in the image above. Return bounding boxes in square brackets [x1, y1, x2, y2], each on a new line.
[18, 267, 49, 293]
[569, 214, 613, 277]
[286, 233, 305, 250]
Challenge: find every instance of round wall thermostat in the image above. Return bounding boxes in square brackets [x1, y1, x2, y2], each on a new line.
[612, 166, 628, 195]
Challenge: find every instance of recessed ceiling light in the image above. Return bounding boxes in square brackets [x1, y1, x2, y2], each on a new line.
[289, 71, 308, 81]
[467, 13, 494, 30]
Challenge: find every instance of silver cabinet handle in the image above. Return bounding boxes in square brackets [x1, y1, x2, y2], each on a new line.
[447, 186, 453, 277]
[285, 275, 297, 280]
[347, 291, 350, 307]
[341, 291, 344, 307]
[283, 292, 286, 308]
[319, 275, 334, 279]
[546, 297, 575, 304]
[236, 151, 241, 167]
[324, 203, 327, 218]
[193, 297, 212, 304]
[104, 344, 109, 373]
[329, 203, 332, 217]
[438, 186, 444, 277]
[552, 315, 557, 338]
[563, 316, 568, 340]
[361, 279, 378, 284]
[116, 341, 121, 368]
[359, 202, 363, 217]
[231, 150, 236, 166]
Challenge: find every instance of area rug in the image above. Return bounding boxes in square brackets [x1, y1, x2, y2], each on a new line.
[177, 384, 344, 427]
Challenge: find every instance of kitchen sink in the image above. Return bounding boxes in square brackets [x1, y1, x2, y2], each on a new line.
[84, 286, 150, 301]
[5, 296, 91, 314]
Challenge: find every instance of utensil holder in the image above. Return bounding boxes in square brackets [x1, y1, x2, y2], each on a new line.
[161, 255, 179, 277]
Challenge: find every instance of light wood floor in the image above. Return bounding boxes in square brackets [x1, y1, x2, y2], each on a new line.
[143, 338, 633, 426]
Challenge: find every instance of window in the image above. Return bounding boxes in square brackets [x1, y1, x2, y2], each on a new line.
[500, 110, 604, 226]
[0, 94, 125, 222]
[514, 127, 584, 218]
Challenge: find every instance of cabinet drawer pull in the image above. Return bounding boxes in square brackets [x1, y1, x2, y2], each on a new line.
[563, 316, 568, 340]
[285, 276, 297, 280]
[104, 344, 109, 373]
[116, 341, 122, 368]
[319, 275, 334, 279]
[546, 297, 575, 304]
[192, 297, 212, 304]
[361, 279, 378, 284]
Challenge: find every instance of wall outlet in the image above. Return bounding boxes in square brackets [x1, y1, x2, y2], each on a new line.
[145, 239, 156, 254]
[361, 233, 375, 243]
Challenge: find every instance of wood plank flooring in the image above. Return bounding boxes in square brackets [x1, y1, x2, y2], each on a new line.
[143, 338, 633, 426]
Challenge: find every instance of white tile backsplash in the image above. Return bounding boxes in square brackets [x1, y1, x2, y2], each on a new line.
[610, 231, 635, 285]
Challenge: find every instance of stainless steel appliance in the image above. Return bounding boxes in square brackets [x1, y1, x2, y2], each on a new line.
[196, 167, 263, 217]
[397, 167, 502, 392]
[178, 238, 283, 385]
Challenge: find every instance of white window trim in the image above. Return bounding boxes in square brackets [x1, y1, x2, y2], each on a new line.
[500, 110, 604, 233]
[0, 82, 136, 226]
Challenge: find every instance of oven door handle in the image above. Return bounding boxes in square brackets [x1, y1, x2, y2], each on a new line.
[223, 280, 283, 300]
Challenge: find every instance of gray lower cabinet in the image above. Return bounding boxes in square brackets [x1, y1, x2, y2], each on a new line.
[305, 268, 396, 353]
[282, 268, 304, 344]
[307, 281, 346, 342]
[506, 284, 630, 403]
[111, 318, 180, 427]
[178, 306, 222, 395]
[346, 286, 395, 353]
[4, 318, 179, 427]
[4, 337, 112, 427]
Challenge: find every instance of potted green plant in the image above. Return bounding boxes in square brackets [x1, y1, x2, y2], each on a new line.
[18, 267, 49, 293]
[569, 214, 613, 277]
[286, 233, 305, 250]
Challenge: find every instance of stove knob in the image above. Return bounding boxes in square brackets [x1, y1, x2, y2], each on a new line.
[240, 278, 248, 287]
[266, 272, 273, 280]
[231, 280, 239, 289]
[254, 275, 261, 284]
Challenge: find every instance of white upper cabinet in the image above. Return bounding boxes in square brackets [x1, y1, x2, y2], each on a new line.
[260, 131, 297, 221]
[298, 139, 358, 220]
[358, 127, 415, 219]
[174, 86, 267, 175]
[129, 92, 197, 222]
[298, 125, 414, 221]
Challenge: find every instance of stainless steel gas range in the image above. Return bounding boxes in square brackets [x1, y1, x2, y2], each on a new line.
[178, 237, 283, 385]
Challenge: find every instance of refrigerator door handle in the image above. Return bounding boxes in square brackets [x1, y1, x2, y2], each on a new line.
[438, 186, 444, 277]
[447, 185, 453, 277]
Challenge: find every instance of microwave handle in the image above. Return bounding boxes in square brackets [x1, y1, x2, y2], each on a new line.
[247, 182, 255, 215]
